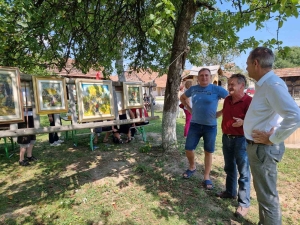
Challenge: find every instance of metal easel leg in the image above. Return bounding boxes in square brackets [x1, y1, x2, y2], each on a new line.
[3, 137, 9, 158]
[139, 127, 147, 142]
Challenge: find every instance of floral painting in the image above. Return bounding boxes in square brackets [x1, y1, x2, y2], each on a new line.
[123, 82, 143, 109]
[76, 79, 115, 122]
[33, 77, 68, 114]
[0, 67, 23, 124]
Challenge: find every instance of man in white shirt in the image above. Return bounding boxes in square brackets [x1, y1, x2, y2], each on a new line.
[244, 47, 300, 225]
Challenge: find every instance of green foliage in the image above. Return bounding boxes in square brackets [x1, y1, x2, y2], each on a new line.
[0, 0, 298, 76]
[189, 1, 299, 67]
[189, 44, 241, 66]
[139, 142, 152, 153]
[274, 46, 300, 68]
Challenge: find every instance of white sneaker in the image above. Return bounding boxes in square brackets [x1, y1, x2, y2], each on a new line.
[50, 142, 61, 147]
[56, 140, 64, 144]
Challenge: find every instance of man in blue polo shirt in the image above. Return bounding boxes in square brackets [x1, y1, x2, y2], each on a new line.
[180, 68, 228, 189]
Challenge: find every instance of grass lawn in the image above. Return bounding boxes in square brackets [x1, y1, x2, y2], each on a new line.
[0, 106, 299, 225]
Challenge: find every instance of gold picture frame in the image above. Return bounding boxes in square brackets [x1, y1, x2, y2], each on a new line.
[123, 82, 143, 109]
[76, 79, 115, 122]
[0, 66, 24, 124]
[32, 76, 68, 114]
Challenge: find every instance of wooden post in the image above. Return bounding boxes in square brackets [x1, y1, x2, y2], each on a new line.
[29, 80, 40, 129]
[150, 82, 154, 117]
[10, 123, 18, 143]
[113, 85, 120, 129]
[67, 78, 77, 124]
[54, 114, 61, 137]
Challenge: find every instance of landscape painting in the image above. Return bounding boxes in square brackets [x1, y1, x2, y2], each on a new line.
[123, 82, 143, 109]
[33, 76, 68, 114]
[76, 79, 115, 122]
[0, 67, 24, 124]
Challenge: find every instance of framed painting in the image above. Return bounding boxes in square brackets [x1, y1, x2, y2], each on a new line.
[123, 82, 143, 109]
[75, 79, 115, 122]
[0, 67, 24, 124]
[32, 76, 68, 114]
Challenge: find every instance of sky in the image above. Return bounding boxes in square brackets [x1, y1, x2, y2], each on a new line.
[184, 0, 300, 72]
[119, 6, 300, 74]
[232, 16, 300, 71]
[186, 16, 300, 72]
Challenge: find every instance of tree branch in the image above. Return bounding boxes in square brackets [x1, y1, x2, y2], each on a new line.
[196, 0, 216, 10]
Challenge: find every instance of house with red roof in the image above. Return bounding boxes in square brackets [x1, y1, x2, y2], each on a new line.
[109, 70, 169, 97]
[48, 59, 104, 79]
[274, 67, 300, 98]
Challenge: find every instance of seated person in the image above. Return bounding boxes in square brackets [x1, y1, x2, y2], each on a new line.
[93, 126, 102, 144]
[93, 126, 112, 144]
[92, 109, 135, 144]
[112, 109, 135, 144]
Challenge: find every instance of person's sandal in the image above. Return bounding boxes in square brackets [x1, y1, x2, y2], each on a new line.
[202, 180, 214, 190]
[125, 138, 132, 143]
[182, 169, 196, 179]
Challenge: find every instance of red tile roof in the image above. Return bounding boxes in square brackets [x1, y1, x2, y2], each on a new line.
[47, 59, 194, 88]
[110, 75, 119, 82]
[109, 69, 170, 88]
[154, 74, 168, 87]
[274, 67, 300, 77]
[47, 58, 104, 79]
[109, 69, 192, 88]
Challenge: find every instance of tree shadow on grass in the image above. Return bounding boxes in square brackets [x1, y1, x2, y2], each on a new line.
[0, 134, 256, 225]
[0, 135, 142, 223]
[130, 136, 256, 224]
[126, 146, 256, 225]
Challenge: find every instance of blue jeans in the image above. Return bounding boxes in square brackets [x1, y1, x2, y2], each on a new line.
[185, 123, 217, 153]
[222, 134, 251, 207]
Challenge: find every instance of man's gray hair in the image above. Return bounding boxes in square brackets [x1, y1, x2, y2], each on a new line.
[249, 47, 275, 69]
[230, 73, 247, 86]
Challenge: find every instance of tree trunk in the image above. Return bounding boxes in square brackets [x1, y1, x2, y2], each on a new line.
[162, 0, 197, 151]
[116, 44, 126, 82]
